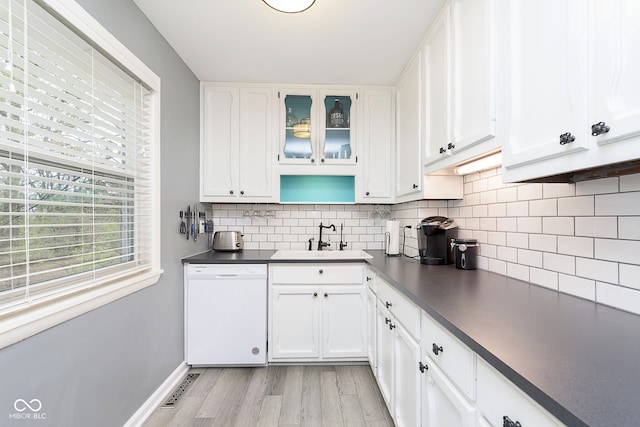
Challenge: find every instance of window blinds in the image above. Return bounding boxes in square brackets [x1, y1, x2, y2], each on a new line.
[0, 0, 154, 308]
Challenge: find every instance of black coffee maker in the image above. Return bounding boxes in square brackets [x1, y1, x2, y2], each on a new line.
[417, 216, 458, 265]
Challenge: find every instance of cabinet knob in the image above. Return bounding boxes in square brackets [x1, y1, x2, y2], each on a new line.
[502, 416, 522, 427]
[419, 361, 428, 373]
[319, 269, 323, 274]
[591, 121, 610, 136]
[412, 184, 418, 189]
[385, 301, 392, 309]
[439, 147, 446, 154]
[240, 190, 244, 195]
[385, 317, 391, 325]
[559, 132, 575, 145]
[320, 158, 325, 163]
[365, 191, 370, 196]
[311, 158, 315, 163]
[324, 292, 328, 297]
[447, 142, 455, 150]
[432, 343, 444, 356]
[389, 322, 396, 330]
[229, 190, 234, 195]
[313, 292, 318, 297]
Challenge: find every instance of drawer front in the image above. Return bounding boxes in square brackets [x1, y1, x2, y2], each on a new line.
[476, 358, 564, 427]
[271, 264, 363, 284]
[377, 277, 420, 339]
[422, 312, 476, 400]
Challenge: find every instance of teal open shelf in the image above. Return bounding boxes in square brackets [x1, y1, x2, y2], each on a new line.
[280, 175, 355, 203]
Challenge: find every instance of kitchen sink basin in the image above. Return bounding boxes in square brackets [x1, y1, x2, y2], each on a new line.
[271, 249, 373, 260]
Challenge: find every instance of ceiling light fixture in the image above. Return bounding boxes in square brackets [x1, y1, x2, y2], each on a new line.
[454, 152, 502, 175]
[262, 0, 316, 13]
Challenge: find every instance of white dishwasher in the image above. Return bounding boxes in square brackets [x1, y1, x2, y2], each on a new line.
[185, 264, 267, 365]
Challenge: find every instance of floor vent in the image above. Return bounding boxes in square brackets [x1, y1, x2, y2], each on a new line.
[161, 373, 200, 408]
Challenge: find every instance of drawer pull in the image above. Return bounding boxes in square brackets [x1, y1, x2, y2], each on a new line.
[366, 276, 372, 281]
[385, 301, 392, 309]
[385, 317, 391, 325]
[432, 343, 444, 356]
[319, 269, 323, 274]
[324, 293, 328, 297]
[419, 361, 428, 373]
[389, 322, 396, 330]
[503, 416, 522, 427]
[313, 292, 318, 297]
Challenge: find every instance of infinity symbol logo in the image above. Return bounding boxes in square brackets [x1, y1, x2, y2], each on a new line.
[14, 399, 42, 412]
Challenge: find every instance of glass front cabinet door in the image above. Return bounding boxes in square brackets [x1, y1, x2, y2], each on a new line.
[278, 88, 357, 165]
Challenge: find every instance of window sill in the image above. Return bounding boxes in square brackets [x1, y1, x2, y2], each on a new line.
[0, 270, 163, 350]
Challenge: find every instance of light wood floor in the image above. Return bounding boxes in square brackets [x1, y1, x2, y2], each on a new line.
[143, 365, 394, 427]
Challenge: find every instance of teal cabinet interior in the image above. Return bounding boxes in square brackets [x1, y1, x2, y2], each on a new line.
[280, 175, 355, 203]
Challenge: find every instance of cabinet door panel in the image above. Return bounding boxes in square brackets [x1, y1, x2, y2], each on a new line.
[239, 88, 272, 198]
[393, 322, 421, 427]
[591, 0, 640, 146]
[322, 286, 367, 358]
[201, 86, 238, 198]
[423, 5, 452, 166]
[396, 55, 422, 197]
[422, 359, 476, 427]
[361, 90, 393, 201]
[270, 286, 319, 359]
[452, 0, 496, 152]
[376, 303, 394, 408]
[503, 0, 589, 169]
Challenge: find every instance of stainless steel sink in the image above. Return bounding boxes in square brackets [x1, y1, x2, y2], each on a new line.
[270, 249, 373, 260]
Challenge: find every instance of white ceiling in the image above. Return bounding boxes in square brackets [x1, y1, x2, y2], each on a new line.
[132, 0, 445, 86]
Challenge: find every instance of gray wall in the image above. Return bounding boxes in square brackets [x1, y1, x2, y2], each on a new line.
[0, 0, 204, 425]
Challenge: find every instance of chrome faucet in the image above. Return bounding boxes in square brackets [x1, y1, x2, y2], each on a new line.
[318, 222, 335, 250]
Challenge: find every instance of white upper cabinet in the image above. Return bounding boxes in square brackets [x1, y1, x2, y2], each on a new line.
[589, 0, 640, 147]
[423, 5, 452, 167]
[396, 54, 423, 199]
[200, 84, 275, 202]
[277, 88, 358, 166]
[423, 0, 498, 170]
[502, 0, 640, 182]
[502, 0, 589, 170]
[359, 89, 395, 203]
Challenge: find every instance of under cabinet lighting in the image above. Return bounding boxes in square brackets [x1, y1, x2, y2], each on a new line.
[262, 0, 315, 13]
[454, 152, 502, 175]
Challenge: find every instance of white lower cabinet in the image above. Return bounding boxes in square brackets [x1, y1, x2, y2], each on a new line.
[268, 264, 366, 362]
[476, 358, 564, 427]
[375, 278, 422, 427]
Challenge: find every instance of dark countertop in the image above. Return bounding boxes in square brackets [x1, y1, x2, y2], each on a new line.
[182, 249, 640, 426]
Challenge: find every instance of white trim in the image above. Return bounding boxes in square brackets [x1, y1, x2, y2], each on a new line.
[124, 362, 190, 427]
[40, 0, 161, 90]
[0, 270, 163, 350]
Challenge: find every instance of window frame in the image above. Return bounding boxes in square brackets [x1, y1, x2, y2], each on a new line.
[0, 0, 162, 349]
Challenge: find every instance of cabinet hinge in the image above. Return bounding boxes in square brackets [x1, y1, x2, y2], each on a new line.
[355, 156, 358, 163]
[277, 154, 280, 161]
[356, 92, 359, 100]
[277, 91, 281, 99]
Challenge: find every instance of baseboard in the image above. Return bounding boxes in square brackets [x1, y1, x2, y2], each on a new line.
[124, 361, 190, 427]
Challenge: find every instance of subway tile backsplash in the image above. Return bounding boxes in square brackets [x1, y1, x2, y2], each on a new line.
[208, 168, 640, 315]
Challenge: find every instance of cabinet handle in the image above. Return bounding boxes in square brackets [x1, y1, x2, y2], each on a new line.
[366, 276, 372, 281]
[389, 322, 396, 330]
[419, 361, 428, 373]
[229, 190, 234, 195]
[503, 416, 522, 427]
[324, 292, 328, 297]
[439, 147, 446, 154]
[559, 132, 575, 145]
[313, 292, 318, 297]
[319, 269, 323, 274]
[365, 191, 370, 196]
[432, 343, 444, 356]
[412, 184, 418, 189]
[385, 317, 391, 325]
[385, 301, 392, 309]
[447, 142, 455, 150]
[240, 190, 244, 195]
[591, 121, 610, 136]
